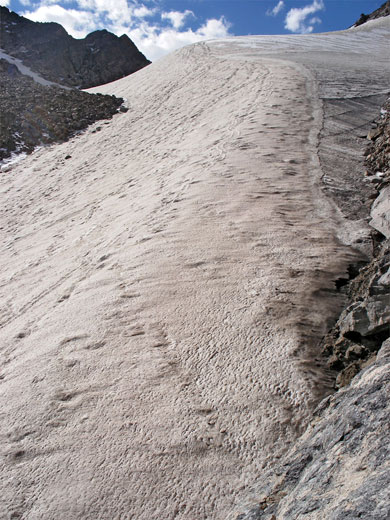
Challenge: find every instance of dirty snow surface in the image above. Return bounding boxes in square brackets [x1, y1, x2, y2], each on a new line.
[1, 18, 389, 520]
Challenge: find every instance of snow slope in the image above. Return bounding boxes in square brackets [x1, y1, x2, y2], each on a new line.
[0, 17, 389, 520]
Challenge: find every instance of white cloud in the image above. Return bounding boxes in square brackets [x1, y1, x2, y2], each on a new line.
[133, 5, 155, 18]
[20, 1, 232, 61]
[285, 0, 324, 34]
[77, 0, 133, 24]
[129, 17, 231, 61]
[267, 1, 285, 17]
[22, 0, 73, 4]
[2, 0, 11, 6]
[197, 17, 231, 39]
[161, 10, 194, 30]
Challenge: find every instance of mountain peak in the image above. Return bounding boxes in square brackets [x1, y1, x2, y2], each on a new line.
[0, 6, 150, 89]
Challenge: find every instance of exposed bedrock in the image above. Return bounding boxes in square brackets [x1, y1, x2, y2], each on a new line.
[321, 99, 390, 388]
[230, 70, 390, 520]
[230, 339, 390, 520]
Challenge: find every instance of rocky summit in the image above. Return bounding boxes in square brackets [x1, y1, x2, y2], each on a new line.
[0, 6, 150, 88]
[0, 6, 150, 161]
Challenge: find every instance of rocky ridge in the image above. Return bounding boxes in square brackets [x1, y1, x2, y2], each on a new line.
[231, 99, 390, 520]
[355, 1, 390, 26]
[0, 59, 126, 162]
[321, 101, 389, 388]
[0, 6, 150, 88]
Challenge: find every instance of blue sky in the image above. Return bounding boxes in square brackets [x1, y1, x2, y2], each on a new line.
[1, 1, 384, 60]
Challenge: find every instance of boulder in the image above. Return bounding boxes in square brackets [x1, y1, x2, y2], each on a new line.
[370, 186, 390, 238]
[340, 295, 390, 337]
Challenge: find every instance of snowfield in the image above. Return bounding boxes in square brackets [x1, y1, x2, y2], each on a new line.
[0, 17, 389, 520]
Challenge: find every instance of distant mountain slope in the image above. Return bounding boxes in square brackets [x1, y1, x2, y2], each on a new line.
[354, 0, 390, 26]
[0, 6, 150, 88]
[0, 58, 125, 162]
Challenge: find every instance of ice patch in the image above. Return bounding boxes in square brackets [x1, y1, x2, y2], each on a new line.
[0, 48, 71, 89]
[1, 151, 27, 171]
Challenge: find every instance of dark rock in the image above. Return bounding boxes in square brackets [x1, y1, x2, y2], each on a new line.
[336, 361, 361, 387]
[354, 1, 390, 26]
[367, 127, 382, 140]
[364, 98, 390, 186]
[320, 238, 390, 389]
[0, 58, 125, 161]
[234, 339, 390, 519]
[345, 343, 367, 360]
[0, 6, 150, 88]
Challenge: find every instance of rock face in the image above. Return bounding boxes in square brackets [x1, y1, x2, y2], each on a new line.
[0, 5, 149, 159]
[0, 6, 150, 88]
[366, 99, 390, 238]
[321, 240, 389, 388]
[231, 339, 390, 520]
[371, 187, 390, 238]
[365, 98, 390, 186]
[354, 1, 390, 26]
[0, 58, 125, 161]
[320, 99, 390, 388]
[231, 98, 390, 520]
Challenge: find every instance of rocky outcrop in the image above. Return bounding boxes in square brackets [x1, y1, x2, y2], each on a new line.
[0, 7, 142, 160]
[354, 1, 390, 26]
[231, 339, 390, 520]
[0, 59, 125, 161]
[231, 99, 390, 520]
[321, 240, 389, 388]
[365, 98, 390, 186]
[0, 6, 150, 88]
[371, 187, 390, 238]
[365, 99, 390, 238]
[320, 99, 390, 388]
